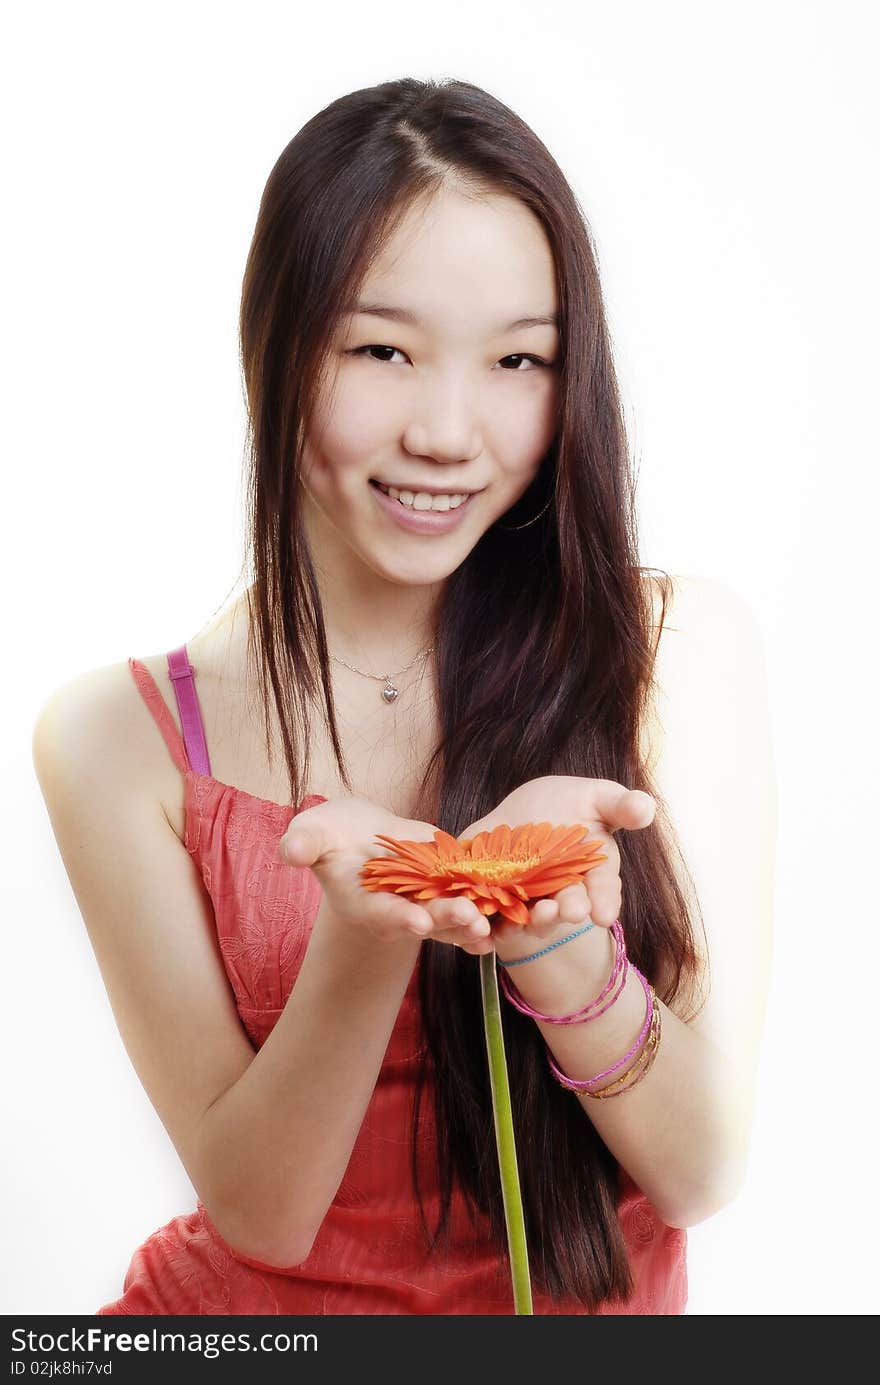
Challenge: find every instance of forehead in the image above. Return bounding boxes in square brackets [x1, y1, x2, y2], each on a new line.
[355, 188, 558, 333]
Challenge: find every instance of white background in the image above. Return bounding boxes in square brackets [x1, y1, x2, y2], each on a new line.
[4, 0, 878, 1316]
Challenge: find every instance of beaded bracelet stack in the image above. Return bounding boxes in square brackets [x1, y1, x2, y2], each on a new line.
[497, 920, 662, 1099]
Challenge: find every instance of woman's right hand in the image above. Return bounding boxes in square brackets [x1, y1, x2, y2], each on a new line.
[278, 795, 495, 955]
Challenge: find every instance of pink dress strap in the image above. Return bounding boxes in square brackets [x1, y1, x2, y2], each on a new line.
[166, 645, 212, 777]
[127, 646, 213, 780]
[127, 657, 191, 776]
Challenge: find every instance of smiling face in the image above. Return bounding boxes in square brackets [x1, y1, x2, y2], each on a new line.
[301, 183, 560, 589]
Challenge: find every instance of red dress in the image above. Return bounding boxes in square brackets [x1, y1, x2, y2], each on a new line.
[96, 650, 687, 1315]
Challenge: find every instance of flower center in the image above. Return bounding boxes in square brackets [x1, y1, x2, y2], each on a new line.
[448, 852, 542, 880]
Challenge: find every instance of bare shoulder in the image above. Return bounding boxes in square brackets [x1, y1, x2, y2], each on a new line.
[32, 654, 186, 838]
[650, 575, 769, 727]
[33, 659, 148, 797]
[31, 657, 259, 1231]
[646, 570, 761, 641]
[640, 572, 767, 771]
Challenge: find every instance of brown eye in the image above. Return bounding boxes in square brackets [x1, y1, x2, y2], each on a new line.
[498, 354, 549, 371]
[350, 345, 407, 364]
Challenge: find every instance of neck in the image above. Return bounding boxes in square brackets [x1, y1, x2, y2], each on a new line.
[309, 549, 442, 681]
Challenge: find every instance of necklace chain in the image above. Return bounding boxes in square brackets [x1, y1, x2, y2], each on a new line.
[329, 642, 435, 705]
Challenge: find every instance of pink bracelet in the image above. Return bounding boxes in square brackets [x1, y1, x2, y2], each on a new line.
[547, 965, 653, 1092]
[573, 995, 662, 1100]
[499, 920, 628, 1025]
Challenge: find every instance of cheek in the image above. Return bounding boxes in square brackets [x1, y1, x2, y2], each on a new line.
[304, 377, 391, 481]
[489, 379, 558, 478]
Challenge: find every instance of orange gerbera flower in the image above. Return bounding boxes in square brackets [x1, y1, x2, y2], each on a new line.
[361, 821, 607, 926]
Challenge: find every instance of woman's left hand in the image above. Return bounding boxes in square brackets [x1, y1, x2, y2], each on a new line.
[460, 775, 656, 949]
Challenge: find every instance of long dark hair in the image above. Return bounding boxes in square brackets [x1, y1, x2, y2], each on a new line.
[237, 76, 706, 1310]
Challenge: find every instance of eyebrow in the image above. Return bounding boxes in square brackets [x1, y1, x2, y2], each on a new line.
[347, 302, 559, 332]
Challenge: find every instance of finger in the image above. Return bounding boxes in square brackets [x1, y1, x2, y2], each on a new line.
[586, 783, 656, 834]
[527, 880, 593, 931]
[279, 817, 324, 867]
[422, 895, 478, 927]
[527, 897, 560, 930]
[552, 882, 593, 925]
[423, 896, 493, 940]
[583, 872, 622, 928]
[367, 895, 434, 941]
[417, 895, 497, 953]
[423, 897, 469, 928]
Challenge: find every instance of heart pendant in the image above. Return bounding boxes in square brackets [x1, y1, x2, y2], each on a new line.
[382, 684, 399, 704]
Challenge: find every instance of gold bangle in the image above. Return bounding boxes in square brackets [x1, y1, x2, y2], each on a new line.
[585, 995, 662, 1100]
[553, 991, 663, 1100]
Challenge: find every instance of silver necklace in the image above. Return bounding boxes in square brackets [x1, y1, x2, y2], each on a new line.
[329, 642, 436, 704]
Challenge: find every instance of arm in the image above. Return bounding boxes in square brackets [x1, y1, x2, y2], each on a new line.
[491, 576, 777, 1229]
[198, 793, 496, 1266]
[194, 903, 421, 1265]
[30, 665, 462, 1271]
[498, 923, 745, 1229]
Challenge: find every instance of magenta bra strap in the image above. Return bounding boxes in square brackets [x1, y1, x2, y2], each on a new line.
[166, 645, 212, 777]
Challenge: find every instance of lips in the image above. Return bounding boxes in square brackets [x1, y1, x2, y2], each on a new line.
[369, 477, 477, 532]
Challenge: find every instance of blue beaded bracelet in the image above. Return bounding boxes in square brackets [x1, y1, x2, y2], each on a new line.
[496, 921, 595, 968]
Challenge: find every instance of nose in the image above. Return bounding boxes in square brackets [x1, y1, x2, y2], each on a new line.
[401, 376, 482, 465]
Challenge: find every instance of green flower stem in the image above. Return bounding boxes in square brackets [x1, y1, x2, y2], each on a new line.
[479, 948, 533, 1315]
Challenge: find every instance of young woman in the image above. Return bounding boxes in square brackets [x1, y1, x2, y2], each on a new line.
[32, 77, 775, 1315]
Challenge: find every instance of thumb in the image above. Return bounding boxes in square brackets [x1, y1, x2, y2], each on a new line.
[621, 788, 656, 829]
[280, 817, 323, 867]
[596, 785, 656, 833]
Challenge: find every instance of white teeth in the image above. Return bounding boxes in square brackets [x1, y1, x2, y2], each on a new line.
[376, 482, 467, 512]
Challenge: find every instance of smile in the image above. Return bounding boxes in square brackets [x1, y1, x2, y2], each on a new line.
[368, 479, 478, 534]
[371, 480, 470, 511]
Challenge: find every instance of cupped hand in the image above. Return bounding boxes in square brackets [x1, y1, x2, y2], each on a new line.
[461, 775, 656, 947]
[278, 795, 495, 955]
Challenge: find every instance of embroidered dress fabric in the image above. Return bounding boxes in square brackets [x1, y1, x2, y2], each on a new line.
[96, 649, 688, 1316]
